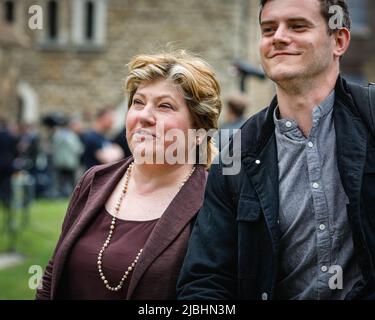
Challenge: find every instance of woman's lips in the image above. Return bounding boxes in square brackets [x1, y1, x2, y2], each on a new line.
[133, 130, 156, 139]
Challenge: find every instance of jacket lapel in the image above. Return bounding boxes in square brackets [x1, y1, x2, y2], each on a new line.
[51, 159, 132, 298]
[334, 78, 369, 212]
[240, 97, 280, 252]
[126, 165, 206, 299]
[243, 136, 280, 251]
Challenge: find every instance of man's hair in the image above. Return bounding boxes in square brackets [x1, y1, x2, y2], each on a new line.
[259, 0, 351, 34]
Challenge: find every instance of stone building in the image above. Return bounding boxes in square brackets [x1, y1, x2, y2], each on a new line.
[0, 0, 272, 126]
[0, 21, 30, 122]
[0, 0, 373, 126]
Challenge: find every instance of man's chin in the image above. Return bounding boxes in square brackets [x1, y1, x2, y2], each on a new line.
[267, 69, 302, 83]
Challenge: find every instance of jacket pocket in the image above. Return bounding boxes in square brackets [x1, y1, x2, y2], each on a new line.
[363, 148, 375, 229]
[236, 198, 263, 279]
[236, 198, 261, 222]
[364, 149, 375, 173]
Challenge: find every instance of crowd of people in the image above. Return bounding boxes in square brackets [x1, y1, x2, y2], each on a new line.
[0, 108, 132, 208]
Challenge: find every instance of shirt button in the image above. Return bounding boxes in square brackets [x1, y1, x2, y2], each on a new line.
[319, 224, 326, 231]
[261, 292, 268, 300]
[321, 266, 328, 272]
[285, 121, 292, 128]
[308, 141, 314, 148]
[312, 183, 319, 189]
[255, 160, 261, 165]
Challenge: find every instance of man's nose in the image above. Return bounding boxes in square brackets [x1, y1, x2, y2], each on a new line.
[273, 24, 291, 46]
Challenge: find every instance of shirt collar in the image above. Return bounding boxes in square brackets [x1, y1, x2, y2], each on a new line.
[273, 90, 335, 135]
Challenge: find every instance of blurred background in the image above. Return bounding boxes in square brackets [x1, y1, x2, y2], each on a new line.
[0, 0, 374, 299]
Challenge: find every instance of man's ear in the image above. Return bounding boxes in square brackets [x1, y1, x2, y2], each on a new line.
[333, 28, 351, 59]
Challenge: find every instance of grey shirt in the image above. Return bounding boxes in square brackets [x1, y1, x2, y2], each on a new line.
[274, 91, 362, 300]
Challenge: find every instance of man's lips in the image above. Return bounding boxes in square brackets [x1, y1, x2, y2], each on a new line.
[270, 52, 300, 58]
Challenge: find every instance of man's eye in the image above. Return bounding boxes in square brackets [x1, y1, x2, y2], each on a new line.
[262, 27, 275, 35]
[262, 27, 276, 36]
[291, 24, 306, 30]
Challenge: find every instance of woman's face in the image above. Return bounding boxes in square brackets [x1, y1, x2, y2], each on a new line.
[126, 78, 196, 165]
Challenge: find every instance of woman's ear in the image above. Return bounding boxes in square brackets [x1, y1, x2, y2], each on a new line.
[196, 130, 207, 146]
[333, 28, 351, 59]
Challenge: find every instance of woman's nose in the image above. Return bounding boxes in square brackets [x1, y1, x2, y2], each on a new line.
[138, 104, 156, 125]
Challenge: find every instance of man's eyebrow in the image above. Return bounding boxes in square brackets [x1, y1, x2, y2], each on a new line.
[287, 17, 314, 24]
[260, 17, 314, 26]
[260, 19, 276, 26]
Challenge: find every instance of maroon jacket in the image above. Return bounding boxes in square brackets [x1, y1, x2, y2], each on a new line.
[36, 158, 207, 300]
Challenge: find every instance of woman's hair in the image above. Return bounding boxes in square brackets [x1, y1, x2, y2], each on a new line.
[125, 50, 222, 168]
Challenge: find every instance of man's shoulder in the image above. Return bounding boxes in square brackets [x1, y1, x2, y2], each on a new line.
[220, 105, 274, 166]
[238, 105, 273, 148]
[242, 106, 270, 132]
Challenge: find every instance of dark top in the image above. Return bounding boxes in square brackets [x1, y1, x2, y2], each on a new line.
[81, 130, 109, 169]
[61, 207, 158, 299]
[35, 159, 207, 300]
[112, 128, 132, 159]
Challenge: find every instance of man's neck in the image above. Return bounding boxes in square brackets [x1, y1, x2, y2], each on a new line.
[275, 71, 339, 137]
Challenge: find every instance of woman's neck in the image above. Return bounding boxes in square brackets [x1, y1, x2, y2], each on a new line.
[130, 163, 195, 194]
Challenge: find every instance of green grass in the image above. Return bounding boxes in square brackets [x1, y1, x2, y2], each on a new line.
[0, 199, 68, 300]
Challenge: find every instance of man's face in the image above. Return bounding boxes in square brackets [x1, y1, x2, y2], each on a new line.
[259, 0, 336, 83]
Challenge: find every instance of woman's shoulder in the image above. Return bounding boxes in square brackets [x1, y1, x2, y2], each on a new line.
[82, 158, 133, 182]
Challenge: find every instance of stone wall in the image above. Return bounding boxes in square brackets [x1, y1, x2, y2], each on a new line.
[0, 0, 271, 125]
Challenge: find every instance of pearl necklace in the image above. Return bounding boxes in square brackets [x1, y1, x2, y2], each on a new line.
[97, 163, 196, 292]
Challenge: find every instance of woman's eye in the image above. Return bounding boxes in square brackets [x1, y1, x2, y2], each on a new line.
[159, 104, 173, 109]
[133, 99, 144, 105]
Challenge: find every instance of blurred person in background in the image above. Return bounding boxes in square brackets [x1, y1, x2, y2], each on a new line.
[51, 117, 84, 198]
[0, 117, 17, 209]
[81, 107, 124, 169]
[36, 50, 222, 300]
[112, 127, 132, 159]
[15, 122, 40, 177]
[221, 93, 249, 131]
[216, 93, 250, 150]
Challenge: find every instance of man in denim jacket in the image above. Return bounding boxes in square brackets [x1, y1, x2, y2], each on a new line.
[177, 0, 375, 300]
